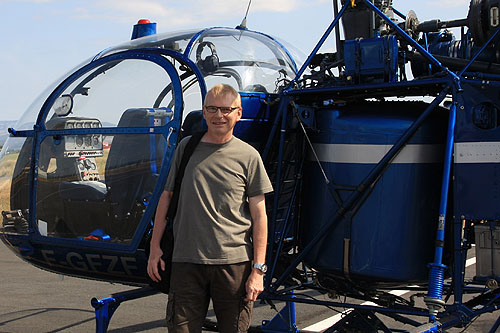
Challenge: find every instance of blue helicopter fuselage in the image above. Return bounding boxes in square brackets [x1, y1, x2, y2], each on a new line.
[0, 25, 299, 286]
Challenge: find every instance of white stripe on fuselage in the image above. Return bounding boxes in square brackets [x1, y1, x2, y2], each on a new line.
[311, 144, 443, 164]
[310, 142, 500, 164]
[454, 142, 500, 163]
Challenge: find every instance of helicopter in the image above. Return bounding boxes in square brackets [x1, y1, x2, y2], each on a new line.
[3, 0, 500, 332]
[0, 18, 299, 282]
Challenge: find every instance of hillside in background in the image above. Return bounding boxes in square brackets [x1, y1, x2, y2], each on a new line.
[0, 121, 17, 147]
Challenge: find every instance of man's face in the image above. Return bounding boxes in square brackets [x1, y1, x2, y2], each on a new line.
[203, 92, 242, 138]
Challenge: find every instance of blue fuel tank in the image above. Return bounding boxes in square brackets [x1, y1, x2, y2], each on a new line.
[300, 101, 448, 286]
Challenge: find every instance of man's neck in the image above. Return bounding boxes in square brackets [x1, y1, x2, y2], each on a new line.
[201, 131, 233, 144]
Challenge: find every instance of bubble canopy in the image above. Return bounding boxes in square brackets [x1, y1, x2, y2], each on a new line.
[12, 27, 302, 130]
[0, 26, 301, 250]
[101, 27, 300, 93]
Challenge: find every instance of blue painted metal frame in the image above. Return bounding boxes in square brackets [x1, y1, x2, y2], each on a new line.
[264, 294, 430, 318]
[260, 0, 500, 331]
[287, 0, 348, 88]
[287, 0, 459, 91]
[260, 300, 298, 332]
[7, 47, 207, 254]
[268, 87, 450, 293]
[266, 96, 290, 288]
[362, 0, 460, 85]
[425, 102, 457, 321]
[91, 286, 158, 333]
[6, 1, 500, 330]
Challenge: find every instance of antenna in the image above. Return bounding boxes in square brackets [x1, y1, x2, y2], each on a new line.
[237, 0, 252, 29]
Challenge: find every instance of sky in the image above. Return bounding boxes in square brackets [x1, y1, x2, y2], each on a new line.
[0, 0, 470, 121]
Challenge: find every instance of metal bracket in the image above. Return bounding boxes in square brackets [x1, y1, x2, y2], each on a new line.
[91, 286, 158, 333]
[260, 301, 298, 332]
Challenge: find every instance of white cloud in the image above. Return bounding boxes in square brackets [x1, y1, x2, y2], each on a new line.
[423, 0, 469, 9]
[252, 0, 303, 12]
[99, 0, 169, 17]
[60, 0, 323, 28]
[0, 0, 56, 3]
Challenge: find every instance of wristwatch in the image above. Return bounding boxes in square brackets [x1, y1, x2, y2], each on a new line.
[253, 263, 268, 274]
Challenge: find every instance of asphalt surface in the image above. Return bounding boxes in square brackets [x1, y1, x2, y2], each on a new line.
[0, 241, 167, 332]
[0, 240, 313, 332]
[1, 240, 500, 332]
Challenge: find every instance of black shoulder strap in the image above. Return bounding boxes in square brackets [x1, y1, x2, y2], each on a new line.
[166, 130, 206, 222]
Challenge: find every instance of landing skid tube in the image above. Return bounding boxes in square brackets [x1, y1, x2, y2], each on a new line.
[325, 309, 399, 333]
[91, 286, 159, 333]
[260, 301, 298, 332]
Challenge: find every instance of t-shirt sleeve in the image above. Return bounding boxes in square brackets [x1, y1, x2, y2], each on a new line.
[247, 152, 273, 197]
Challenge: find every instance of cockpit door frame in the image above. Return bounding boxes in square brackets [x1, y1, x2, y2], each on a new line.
[15, 49, 206, 253]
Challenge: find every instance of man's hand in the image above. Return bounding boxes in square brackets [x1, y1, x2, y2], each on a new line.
[244, 269, 264, 301]
[147, 246, 165, 282]
[147, 190, 172, 282]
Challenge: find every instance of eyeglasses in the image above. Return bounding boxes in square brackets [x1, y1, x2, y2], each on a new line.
[204, 106, 240, 114]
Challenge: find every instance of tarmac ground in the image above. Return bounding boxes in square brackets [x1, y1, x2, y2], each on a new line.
[2, 240, 500, 332]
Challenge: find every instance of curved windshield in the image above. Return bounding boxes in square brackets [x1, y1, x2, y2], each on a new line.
[99, 27, 301, 94]
[188, 28, 297, 93]
[13, 58, 94, 131]
[44, 58, 176, 127]
[99, 29, 200, 57]
[4, 52, 189, 244]
[1, 26, 303, 245]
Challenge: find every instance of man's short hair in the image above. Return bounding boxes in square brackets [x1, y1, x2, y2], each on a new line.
[204, 84, 241, 107]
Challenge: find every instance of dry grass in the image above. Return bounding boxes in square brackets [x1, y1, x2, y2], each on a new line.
[97, 149, 110, 176]
[0, 150, 110, 214]
[0, 177, 11, 213]
[0, 152, 19, 213]
[0, 152, 18, 178]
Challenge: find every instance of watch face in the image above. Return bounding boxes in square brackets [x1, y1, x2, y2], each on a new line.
[254, 263, 267, 273]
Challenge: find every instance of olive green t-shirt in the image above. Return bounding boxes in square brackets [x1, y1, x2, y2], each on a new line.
[165, 136, 273, 264]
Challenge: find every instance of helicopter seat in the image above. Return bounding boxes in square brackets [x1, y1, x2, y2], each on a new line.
[35, 117, 103, 237]
[103, 108, 169, 238]
[59, 180, 108, 236]
[180, 110, 203, 139]
[59, 180, 107, 201]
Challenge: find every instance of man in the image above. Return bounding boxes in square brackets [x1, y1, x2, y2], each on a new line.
[147, 84, 273, 332]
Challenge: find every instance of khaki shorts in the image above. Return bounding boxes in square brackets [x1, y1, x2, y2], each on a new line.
[166, 262, 253, 333]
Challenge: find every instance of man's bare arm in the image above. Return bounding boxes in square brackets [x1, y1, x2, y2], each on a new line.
[245, 194, 268, 301]
[147, 190, 173, 282]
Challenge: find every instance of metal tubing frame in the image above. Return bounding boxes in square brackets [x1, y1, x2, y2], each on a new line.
[269, 86, 450, 292]
[425, 102, 457, 321]
[262, 97, 287, 162]
[438, 303, 500, 330]
[489, 314, 500, 333]
[91, 286, 158, 333]
[261, 1, 500, 330]
[260, 2, 498, 328]
[287, 0, 460, 91]
[266, 98, 288, 288]
[268, 155, 304, 289]
[285, 77, 451, 96]
[7, 48, 207, 254]
[458, 25, 500, 76]
[362, 0, 460, 86]
[287, 0, 349, 88]
[452, 218, 467, 306]
[265, 294, 430, 318]
[260, 300, 298, 332]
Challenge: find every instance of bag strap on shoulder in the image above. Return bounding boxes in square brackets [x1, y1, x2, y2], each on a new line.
[166, 130, 206, 221]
